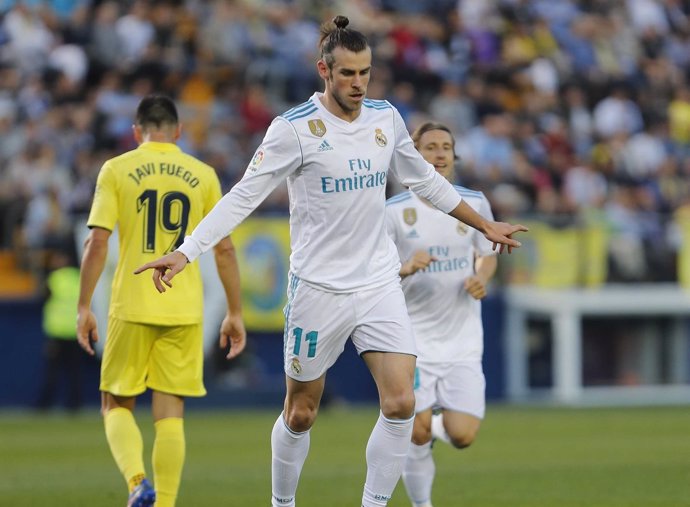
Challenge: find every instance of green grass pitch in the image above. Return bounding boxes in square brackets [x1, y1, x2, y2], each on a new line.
[1, 404, 689, 506]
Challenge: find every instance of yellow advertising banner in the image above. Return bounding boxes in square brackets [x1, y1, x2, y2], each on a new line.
[504, 221, 608, 288]
[531, 224, 580, 288]
[232, 217, 291, 331]
[677, 216, 690, 289]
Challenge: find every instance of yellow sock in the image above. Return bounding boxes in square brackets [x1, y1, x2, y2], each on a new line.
[128, 473, 145, 492]
[152, 417, 185, 507]
[103, 407, 146, 493]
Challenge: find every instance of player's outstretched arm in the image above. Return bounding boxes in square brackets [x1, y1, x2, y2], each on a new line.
[134, 250, 189, 293]
[483, 220, 529, 254]
[449, 200, 528, 253]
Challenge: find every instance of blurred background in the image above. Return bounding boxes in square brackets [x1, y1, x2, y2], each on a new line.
[1, 0, 690, 412]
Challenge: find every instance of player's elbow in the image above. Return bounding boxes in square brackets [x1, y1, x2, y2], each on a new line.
[213, 237, 236, 260]
[83, 229, 109, 255]
[214, 237, 236, 254]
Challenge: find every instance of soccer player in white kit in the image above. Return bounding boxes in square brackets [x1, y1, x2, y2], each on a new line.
[386, 122, 498, 507]
[135, 16, 526, 507]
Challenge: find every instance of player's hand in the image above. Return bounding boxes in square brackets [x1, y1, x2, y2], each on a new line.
[400, 250, 437, 278]
[220, 313, 247, 360]
[484, 221, 528, 254]
[464, 275, 488, 300]
[76, 307, 99, 356]
[134, 250, 189, 293]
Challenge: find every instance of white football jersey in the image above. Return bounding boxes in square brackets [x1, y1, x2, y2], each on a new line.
[178, 92, 461, 292]
[385, 187, 496, 362]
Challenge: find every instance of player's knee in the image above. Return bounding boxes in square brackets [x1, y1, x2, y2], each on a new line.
[380, 390, 416, 419]
[411, 425, 432, 445]
[284, 405, 317, 432]
[101, 392, 135, 414]
[449, 428, 478, 449]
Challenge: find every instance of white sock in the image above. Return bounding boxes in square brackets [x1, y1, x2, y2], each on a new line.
[402, 441, 435, 507]
[431, 413, 451, 445]
[362, 412, 414, 507]
[271, 412, 310, 507]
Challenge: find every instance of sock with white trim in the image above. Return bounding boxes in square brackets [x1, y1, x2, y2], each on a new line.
[362, 412, 414, 506]
[431, 413, 451, 445]
[271, 412, 310, 507]
[402, 441, 435, 507]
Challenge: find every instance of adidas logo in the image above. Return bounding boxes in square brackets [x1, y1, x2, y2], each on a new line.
[317, 139, 334, 152]
[406, 229, 420, 238]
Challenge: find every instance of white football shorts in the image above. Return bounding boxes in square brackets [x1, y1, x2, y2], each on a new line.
[282, 274, 417, 381]
[413, 360, 486, 419]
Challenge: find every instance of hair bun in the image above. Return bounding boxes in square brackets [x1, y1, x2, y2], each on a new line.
[333, 15, 349, 29]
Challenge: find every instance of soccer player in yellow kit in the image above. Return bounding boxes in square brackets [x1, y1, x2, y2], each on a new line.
[76, 95, 246, 507]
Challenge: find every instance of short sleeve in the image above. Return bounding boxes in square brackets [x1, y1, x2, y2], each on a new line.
[87, 161, 118, 231]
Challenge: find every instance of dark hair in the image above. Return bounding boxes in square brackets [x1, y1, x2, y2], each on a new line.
[319, 15, 369, 69]
[411, 122, 456, 151]
[135, 95, 178, 130]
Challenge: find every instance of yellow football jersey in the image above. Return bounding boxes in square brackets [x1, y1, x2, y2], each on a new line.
[87, 141, 223, 325]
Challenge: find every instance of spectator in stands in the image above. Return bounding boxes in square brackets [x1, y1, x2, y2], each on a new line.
[36, 248, 83, 411]
[2, 0, 690, 291]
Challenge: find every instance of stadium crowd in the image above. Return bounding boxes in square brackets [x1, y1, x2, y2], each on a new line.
[1, 0, 689, 286]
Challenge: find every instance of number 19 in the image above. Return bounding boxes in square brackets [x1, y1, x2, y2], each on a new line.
[137, 189, 190, 253]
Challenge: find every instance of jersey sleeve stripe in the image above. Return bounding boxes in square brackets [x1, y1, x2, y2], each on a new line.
[283, 106, 318, 121]
[363, 102, 392, 110]
[454, 185, 483, 197]
[281, 100, 314, 118]
[363, 99, 390, 106]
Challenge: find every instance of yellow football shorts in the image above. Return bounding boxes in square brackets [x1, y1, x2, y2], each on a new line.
[100, 316, 206, 397]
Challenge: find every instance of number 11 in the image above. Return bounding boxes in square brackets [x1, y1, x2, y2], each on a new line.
[292, 327, 319, 358]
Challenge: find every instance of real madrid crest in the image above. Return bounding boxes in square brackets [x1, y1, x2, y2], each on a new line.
[308, 119, 327, 137]
[457, 221, 469, 235]
[403, 208, 417, 225]
[290, 357, 302, 376]
[375, 128, 388, 147]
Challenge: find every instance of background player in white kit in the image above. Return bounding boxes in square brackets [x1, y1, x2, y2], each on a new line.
[386, 122, 497, 507]
[135, 17, 527, 507]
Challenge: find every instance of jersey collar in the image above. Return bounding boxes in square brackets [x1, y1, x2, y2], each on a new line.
[138, 141, 182, 153]
[312, 92, 366, 127]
